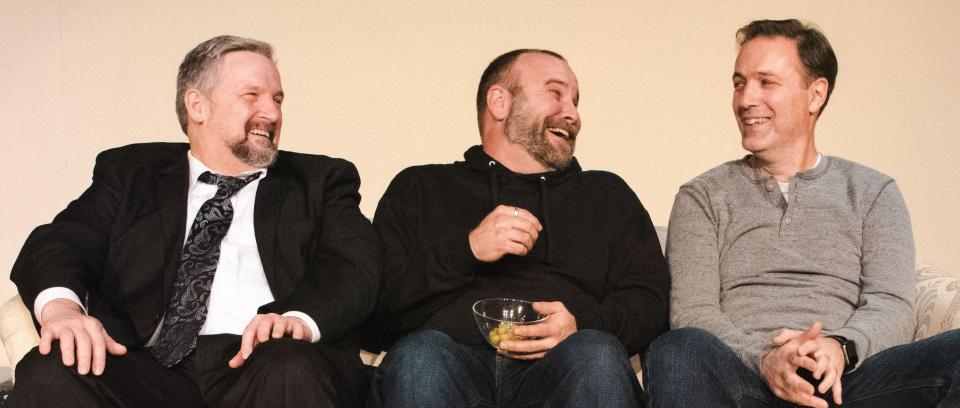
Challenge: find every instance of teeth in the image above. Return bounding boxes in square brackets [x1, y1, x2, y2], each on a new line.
[250, 129, 271, 138]
[743, 117, 770, 125]
[548, 128, 570, 139]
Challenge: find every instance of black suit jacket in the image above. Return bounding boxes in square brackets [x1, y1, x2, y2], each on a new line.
[11, 143, 380, 355]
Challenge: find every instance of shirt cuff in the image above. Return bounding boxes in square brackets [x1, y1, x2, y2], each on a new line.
[281, 311, 321, 343]
[34, 287, 85, 320]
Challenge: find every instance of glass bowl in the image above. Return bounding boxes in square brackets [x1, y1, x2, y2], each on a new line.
[472, 298, 547, 348]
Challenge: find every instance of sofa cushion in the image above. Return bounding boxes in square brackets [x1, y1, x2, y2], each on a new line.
[914, 261, 960, 340]
[0, 295, 39, 382]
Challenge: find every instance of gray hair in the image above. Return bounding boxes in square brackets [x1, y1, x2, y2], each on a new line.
[175, 35, 274, 134]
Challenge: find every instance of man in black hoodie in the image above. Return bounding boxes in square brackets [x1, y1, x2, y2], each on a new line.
[365, 49, 670, 407]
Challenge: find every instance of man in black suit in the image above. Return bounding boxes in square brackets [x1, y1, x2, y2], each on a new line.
[10, 35, 379, 407]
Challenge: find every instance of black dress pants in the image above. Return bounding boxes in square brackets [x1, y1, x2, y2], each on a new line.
[12, 334, 368, 407]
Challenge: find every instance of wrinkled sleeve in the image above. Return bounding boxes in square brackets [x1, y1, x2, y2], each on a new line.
[575, 193, 671, 356]
[667, 185, 774, 372]
[366, 169, 478, 347]
[11, 151, 123, 327]
[258, 160, 381, 344]
[829, 181, 915, 369]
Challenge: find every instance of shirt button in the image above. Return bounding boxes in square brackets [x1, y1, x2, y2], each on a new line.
[784, 217, 792, 225]
[765, 183, 775, 192]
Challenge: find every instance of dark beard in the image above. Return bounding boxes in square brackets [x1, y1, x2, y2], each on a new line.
[504, 98, 574, 170]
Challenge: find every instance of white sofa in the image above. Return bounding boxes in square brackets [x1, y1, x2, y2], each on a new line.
[3, 228, 960, 384]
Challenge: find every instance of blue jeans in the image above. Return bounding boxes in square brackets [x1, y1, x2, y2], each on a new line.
[643, 327, 960, 407]
[367, 329, 643, 408]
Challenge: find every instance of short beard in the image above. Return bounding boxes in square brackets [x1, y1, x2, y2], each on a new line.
[504, 94, 574, 170]
[230, 120, 278, 168]
[230, 140, 277, 168]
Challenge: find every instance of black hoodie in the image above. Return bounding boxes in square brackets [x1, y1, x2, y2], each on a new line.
[365, 146, 669, 356]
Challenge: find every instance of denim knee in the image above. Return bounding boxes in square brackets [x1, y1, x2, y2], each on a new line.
[535, 329, 640, 407]
[371, 330, 484, 408]
[642, 327, 750, 407]
[907, 328, 960, 374]
[920, 328, 960, 354]
[550, 329, 631, 373]
[379, 330, 468, 383]
[383, 330, 459, 369]
[644, 327, 729, 375]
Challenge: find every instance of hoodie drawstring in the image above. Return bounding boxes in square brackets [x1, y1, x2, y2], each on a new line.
[488, 161, 499, 208]
[487, 159, 552, 264]
[539, 176, 552, 265]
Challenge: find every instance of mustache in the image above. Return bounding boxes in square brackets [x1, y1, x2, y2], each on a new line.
[545, 119, 579, 139]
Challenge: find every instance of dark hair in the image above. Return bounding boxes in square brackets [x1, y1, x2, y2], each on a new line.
[737, 19, 838, 115]
[176, 35, 274, 134]
[475, 49, 565, 131]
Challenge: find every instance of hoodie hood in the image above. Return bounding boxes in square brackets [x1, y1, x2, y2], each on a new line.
[456, 145, 582, 264]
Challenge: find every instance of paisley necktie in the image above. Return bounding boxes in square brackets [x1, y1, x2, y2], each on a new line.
[150, 170, 261, 367]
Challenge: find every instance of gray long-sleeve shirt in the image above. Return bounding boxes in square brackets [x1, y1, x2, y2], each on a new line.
[667, 155, 915, 372]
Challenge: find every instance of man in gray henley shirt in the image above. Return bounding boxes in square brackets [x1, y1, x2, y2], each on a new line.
[643, 19, 960, 408]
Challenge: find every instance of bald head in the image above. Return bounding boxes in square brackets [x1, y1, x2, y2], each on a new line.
[476, 49, 567, 132]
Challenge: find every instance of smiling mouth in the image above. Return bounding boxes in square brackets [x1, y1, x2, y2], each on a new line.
[249, 128, 273, 141]
[547, 127, 573, 140]
[742, 117, 770, 125]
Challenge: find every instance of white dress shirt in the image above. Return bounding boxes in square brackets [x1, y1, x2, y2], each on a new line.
[34, 151, 320, 343]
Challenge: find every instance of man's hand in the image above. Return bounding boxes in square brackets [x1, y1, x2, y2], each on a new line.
[761, 322, 826, 408]
[795, 329, 845, 405]
[38, 298, 127, 376]
[228, 313, 311, 368]
[469, 205, 542, 262]
[497, 301, 576, 360]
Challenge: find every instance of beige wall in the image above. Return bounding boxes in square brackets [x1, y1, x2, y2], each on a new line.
[2, 0, 958, 365]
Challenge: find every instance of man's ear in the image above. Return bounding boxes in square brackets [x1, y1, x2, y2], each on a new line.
[486, 85, 512, 121]
[184, 89, 208, 125]
[808, 77, 829, 114]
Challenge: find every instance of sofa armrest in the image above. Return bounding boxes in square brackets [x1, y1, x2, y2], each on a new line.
[0, 295, 40, 382]
[914, 261, 960, 341]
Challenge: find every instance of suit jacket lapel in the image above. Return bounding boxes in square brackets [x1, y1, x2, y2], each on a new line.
[254, 169, 292, 292]
[157, 156, 189, 303]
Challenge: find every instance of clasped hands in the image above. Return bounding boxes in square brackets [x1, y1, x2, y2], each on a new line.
[39, 298, 311, 375]
[761, 321, 845, 408]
